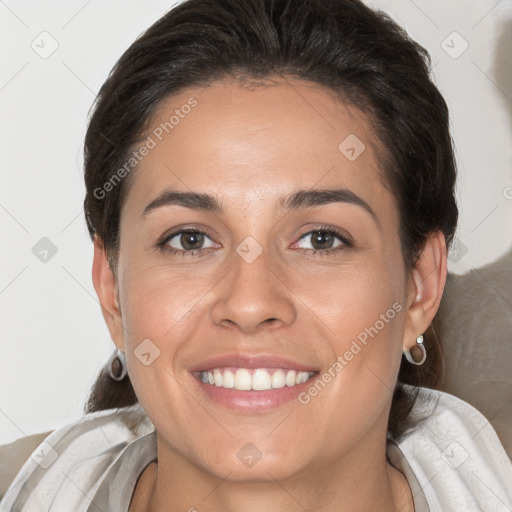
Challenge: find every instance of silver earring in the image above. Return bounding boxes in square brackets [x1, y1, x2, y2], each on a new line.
[107, 349, 128, 381]
[403, 335, 427, 365]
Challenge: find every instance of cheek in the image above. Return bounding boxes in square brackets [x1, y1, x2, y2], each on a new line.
[115, 263, 217, 405]
[298, 248, 406, 405]
[119, 262, 217, 343]
[297, 270, 406, 450]
[299, 251, 405, 344]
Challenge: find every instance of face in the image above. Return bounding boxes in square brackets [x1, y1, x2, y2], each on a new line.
[97, 78, 422, 482]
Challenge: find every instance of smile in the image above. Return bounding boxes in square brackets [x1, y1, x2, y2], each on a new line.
[198, 367, 316, 391]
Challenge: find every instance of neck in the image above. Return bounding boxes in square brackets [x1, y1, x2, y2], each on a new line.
[135, 435, 414, 512]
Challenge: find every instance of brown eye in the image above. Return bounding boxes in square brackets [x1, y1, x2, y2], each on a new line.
[310, 231, 336, 250]
[296, 229, 349, 253]
[164, 230, 216, 252]
[180, 231, 204, 250]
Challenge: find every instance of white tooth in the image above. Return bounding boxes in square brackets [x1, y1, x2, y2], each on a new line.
[234, 368, 252, 390]
[296, 371, 308, 384]
[223, 369, 235, 388]
[271, 369, 286, 388]
[285, 370, 296, 387]
[202, 368, 312, 389]
[214, 369, 223, 386]
[252, 369, 272, 390]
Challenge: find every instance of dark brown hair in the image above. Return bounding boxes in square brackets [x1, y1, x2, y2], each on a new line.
[83, 0, 458, 440]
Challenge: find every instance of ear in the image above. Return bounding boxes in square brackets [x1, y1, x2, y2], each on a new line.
[92, 236, 125, 351]
[403, 231, 448, 351]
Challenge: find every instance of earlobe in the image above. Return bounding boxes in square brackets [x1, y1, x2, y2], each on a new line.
[91, 236, 125, 351]
[402, 231, 448, 351]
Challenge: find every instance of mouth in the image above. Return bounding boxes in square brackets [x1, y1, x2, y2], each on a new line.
[195, 367, 317, 390]
[190, 354, 320, 412]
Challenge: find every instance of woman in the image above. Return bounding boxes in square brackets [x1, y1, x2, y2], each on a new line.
[2, 0, 511, 510]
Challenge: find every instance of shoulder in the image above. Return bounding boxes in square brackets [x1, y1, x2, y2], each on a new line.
[0, 404, 153, 512]
[397, 386, 512, 511]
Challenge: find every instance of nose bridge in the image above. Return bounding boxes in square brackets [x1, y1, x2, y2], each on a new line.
[211, 240, 296, 332]
[232, 240, 274, 293]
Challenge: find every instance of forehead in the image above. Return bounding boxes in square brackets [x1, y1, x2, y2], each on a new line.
[123, 77, 392, 214]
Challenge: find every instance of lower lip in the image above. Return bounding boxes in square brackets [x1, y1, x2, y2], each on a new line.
[192, 373, 318, 412]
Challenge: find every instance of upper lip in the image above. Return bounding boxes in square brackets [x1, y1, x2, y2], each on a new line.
[189, 353, 319, 373]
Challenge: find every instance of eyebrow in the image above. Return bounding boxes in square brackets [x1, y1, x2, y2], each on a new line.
[142, 188, 377, 222]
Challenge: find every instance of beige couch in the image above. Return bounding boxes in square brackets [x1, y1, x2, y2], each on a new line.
[437, 248, 512, 457]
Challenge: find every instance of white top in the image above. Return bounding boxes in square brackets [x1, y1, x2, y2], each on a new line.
[1, 387, 511, 512]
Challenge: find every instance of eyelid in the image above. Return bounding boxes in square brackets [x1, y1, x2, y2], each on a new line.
[157, 224, 218, 246]
[288, 228, 352, 257]
[293, 225, 353, 246]
[166, 230, 218, 251]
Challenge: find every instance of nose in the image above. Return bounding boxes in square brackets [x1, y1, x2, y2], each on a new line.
[210, 246, 297, 334]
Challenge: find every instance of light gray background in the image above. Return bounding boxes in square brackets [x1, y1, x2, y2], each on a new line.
[1, 0, 511, 445]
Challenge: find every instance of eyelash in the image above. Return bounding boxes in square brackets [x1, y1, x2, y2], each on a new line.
[157, 226, 352, 257]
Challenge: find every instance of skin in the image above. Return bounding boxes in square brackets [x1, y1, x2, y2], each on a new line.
[93, 77, 447, 512]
